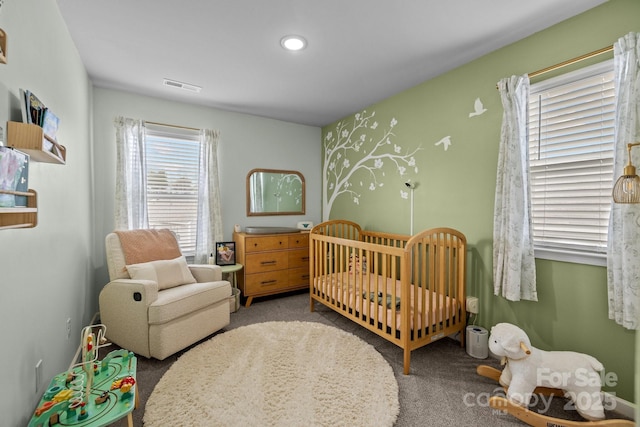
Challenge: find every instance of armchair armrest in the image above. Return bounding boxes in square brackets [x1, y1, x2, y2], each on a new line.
[189, 264, 223, 282]
[100, 279, 159, 307]
[99, 278, 159, 359]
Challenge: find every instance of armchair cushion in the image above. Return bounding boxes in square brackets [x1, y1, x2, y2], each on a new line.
[148, 281, 230, 324]
[126, 256, 196, 290]
[115, 228, 182, 264]
[188, 264, 223, 282]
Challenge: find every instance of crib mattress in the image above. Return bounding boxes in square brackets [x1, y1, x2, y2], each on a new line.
[312, 272, 459, 331]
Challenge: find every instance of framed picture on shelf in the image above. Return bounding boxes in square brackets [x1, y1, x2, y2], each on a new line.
[215, 241, 236, 266]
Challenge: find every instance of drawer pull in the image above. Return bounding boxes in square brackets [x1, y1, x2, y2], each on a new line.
[301, 256, 309, 261]
[302, 275, 310, 279]
[260, 260, 277, 265]
[261, 280, 278, 285]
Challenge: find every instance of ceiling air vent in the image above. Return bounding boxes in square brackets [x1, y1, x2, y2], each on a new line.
[163, 78, 202, 93]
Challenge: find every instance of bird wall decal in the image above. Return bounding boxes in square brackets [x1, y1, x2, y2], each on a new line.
[469, 97, 487, 117]
[434, 135, 452, 151]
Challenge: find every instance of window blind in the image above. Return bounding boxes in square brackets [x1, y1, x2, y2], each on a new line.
[145, 124, 201, 256]
[528, 60, 614, 256]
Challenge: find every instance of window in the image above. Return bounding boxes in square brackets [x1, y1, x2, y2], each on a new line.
[145, 124, 200, 257]
[115, 117, 220, 263]
[528, 60, 614, 266]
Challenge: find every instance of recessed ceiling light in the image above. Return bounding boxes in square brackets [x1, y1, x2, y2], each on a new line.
[280, 35, 307, 52]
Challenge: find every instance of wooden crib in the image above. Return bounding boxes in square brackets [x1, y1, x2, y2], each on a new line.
[309, 219, 467, 374]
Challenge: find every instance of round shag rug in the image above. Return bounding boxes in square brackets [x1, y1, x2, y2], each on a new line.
[144, 321, 399, 426]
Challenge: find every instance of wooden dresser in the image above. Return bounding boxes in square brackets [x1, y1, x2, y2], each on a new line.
[233, 231, 309, 307]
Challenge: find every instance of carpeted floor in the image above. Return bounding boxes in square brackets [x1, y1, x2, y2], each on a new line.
[106, 290, 630, 426]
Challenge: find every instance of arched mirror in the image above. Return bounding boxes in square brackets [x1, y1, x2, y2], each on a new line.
[246, 169, 305, 216]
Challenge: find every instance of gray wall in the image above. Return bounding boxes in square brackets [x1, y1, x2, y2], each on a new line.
[91, 87, 322, 297]
[0, 0, 93, 425]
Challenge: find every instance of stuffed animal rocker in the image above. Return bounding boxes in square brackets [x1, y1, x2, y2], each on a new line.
[488, 322, 605, 421]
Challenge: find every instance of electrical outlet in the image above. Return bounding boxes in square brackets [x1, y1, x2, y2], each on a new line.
[35, 359, 43, 393]
[66, 318, 71, 340]
[466, 296, 479, 314]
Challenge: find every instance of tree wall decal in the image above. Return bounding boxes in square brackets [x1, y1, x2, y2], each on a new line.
[322, 110, 421, 221]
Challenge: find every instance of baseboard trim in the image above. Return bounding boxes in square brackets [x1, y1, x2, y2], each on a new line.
[605, 392, 636, 421]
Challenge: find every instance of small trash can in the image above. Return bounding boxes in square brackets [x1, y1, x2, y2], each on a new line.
[466, 326, 488, 359]
[229, 288, 241, 313]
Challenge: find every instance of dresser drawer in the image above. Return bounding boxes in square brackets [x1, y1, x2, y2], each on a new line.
[245, 270, 289, 294]
[288, 267, 310, 286]
[288, 233, 309, 249]
[246, 251, 288, 273]
[288, 248, 309, 269]
[245, 236, 288, 253]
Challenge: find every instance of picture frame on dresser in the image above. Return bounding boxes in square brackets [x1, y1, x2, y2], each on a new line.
[215, 241, 236, 265]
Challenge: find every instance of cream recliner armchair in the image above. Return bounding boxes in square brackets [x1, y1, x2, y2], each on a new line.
[100, 229, 231, 360]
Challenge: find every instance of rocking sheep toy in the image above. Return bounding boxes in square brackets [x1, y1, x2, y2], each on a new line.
[487, 322, 605, 421]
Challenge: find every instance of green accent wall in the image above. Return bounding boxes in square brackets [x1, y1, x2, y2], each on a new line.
[322, 0, 638, 403]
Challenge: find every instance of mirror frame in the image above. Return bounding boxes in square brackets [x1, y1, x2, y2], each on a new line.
[246, 168, 306, 216]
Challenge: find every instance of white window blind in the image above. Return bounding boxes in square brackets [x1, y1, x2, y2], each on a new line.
[145, 124, 200, 256]
[528, 60, 614, 262]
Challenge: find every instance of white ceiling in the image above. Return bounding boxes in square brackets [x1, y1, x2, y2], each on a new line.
[56, 0, 607, 127]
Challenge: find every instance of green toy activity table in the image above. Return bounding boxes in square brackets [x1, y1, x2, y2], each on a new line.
[28, 349, 138, 427]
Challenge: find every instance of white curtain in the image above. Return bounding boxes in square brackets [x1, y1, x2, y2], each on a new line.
[194, 129, 224, 264]
[114, 116, 148, 230]
[493, 75, 538, 302]
[607, 32, 640, 330]
[113, 118, 223, 265]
